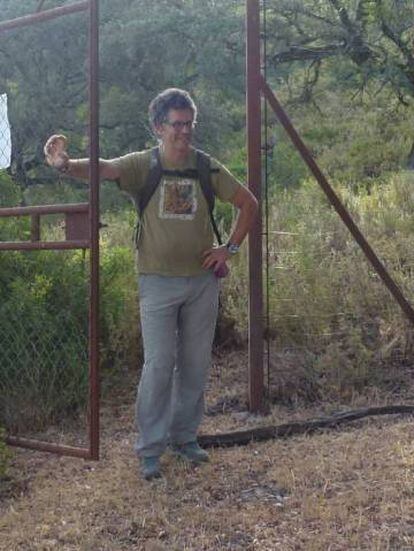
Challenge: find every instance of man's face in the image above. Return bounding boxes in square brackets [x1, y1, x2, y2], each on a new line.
[156, 108, 195, 153]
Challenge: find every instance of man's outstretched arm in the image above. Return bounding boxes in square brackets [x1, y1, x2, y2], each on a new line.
[44, 134, 120, 181]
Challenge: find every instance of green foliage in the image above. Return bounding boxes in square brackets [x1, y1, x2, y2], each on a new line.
[1, 0, 413, 201]
[265, 0, 414, 101]
[2, 171, 414, 421]
[0, 250, 89, 431]
[223, 172, 414, 401]
[268, 135, 310, 189]
[2, 0, 414, 416]
[0, 234, 139, 431]
[0, 0, 245, 196]
[23, 179, 88, 207]
[0, 171, 29, 242]
[0, 170, 21, 206]
[100, 244, 140, 377]
[263, 85, 414, 189]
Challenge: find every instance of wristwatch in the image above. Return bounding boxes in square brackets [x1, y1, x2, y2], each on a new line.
[226, 242, 240, 255]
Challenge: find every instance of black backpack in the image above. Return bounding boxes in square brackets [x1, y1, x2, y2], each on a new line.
[135, 146, 222, 246]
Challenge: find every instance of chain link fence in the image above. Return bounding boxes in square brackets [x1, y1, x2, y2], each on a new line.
[262, 160, 414, 408]
[0, 247, 90, 442]
[0, 2, 98, 455]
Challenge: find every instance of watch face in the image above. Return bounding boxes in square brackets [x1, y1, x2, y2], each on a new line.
[227, 243, 239, 254]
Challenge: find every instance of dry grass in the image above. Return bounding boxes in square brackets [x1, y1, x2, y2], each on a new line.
[1, 350, 414, 550]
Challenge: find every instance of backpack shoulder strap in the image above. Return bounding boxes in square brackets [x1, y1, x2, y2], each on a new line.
[196, 149, 222, 245]
[138, 146, 163, 217]
[196, 149, 215, 214]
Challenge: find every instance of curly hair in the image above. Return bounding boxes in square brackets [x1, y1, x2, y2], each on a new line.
[148, 88, 197, 131]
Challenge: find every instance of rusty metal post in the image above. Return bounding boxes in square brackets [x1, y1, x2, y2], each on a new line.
[30, 214, 41, 241]
[88, 0, 100, 460]
[246, 0, 264, 412]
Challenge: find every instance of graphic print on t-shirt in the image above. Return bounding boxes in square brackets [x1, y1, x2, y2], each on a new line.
[159, 178, 198, 220]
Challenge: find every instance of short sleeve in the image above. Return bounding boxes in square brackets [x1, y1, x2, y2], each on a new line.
[111, 151, 150, 197]
[210, 157, 243, 203]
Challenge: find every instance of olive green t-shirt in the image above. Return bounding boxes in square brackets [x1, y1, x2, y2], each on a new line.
[113, 148, 242, 276]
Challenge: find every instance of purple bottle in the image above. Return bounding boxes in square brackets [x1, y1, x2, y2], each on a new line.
[214, 263, 229, 278]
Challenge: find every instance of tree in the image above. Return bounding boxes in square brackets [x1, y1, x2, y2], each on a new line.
[0, 0, 245, 195]
[265, 0, 414, 102]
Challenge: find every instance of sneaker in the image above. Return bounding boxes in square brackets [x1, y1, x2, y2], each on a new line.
[141, 456, 161, 480]
[172, 442, 209, 464]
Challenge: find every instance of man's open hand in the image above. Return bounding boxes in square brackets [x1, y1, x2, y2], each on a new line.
[44, 134, 69, 170]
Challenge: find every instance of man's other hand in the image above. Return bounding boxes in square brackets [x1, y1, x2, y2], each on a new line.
[202, 245, 230, 273]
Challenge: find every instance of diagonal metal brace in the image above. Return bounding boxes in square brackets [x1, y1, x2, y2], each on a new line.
[260, 75, 414, 326]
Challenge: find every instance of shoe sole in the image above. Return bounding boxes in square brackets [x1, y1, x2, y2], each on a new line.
[173, 451, 209, 464]
[143, 470, 162, 480]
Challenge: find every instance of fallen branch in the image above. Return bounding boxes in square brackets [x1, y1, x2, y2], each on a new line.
[199, 405, 414, 448]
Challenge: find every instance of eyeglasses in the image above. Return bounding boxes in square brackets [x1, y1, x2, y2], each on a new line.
[163, 119, 196, 131]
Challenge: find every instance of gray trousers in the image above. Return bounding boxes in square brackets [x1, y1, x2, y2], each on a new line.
[135, 272, 219, 457]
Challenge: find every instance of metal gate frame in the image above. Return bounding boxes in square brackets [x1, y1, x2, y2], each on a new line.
[0, 1, 100, 460]
[4, 0, 409, 452]
[245, 0, 414, 413]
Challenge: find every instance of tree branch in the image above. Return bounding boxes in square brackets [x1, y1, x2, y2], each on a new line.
[329, 0, 355, 34]
[272, 43, 345, 65]
[380, 19, 414, 69]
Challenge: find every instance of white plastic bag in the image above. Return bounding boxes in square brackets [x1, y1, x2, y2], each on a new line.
[0, 93, 11, 169]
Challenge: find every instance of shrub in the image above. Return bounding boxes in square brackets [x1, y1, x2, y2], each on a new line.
[221, 173, 414, 401]
[2, 169, 414, 426]
[0, 241, 140, 432]
[0, 250, 89, 431]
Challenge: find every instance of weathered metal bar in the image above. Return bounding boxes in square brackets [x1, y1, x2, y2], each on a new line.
[6, 436, 91, 459]
[0, 203, 89, 217]
[199, 405, 414, 448]
[66, 211, 90, 241]
[1, 4, 96, 461]
[88, 0, 100, 461]
[246, 0, 265, 413]
[31, 214, 41, 241]
[0, 240, 89, 251]
[0, 1, 88, 33]
[261, 77, 414, 325]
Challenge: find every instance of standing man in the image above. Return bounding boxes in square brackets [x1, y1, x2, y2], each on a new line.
[45, 88, 258, 480]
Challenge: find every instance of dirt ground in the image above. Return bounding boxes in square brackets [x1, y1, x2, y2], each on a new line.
[1, 350, 414, 550]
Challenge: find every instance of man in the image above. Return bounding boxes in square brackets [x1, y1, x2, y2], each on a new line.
[45, 88, 258, 480]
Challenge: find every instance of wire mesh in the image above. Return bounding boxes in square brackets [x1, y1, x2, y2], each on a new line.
[0, 251, 89, 441]
[262, 163, 414, 406]
[256, 0, 414, 408]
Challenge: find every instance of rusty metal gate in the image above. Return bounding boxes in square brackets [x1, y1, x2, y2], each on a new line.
[0, 1, 100, 459]
[245, 0, 414, 412]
